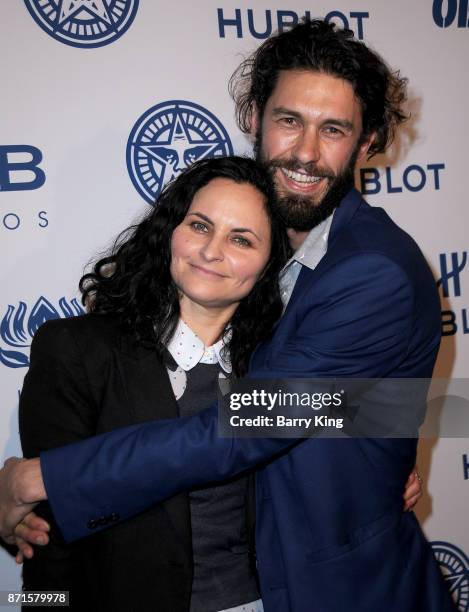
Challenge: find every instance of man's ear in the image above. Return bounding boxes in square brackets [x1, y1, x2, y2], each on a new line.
[357, 132, 376, 162]
[248, 105, 260, 141]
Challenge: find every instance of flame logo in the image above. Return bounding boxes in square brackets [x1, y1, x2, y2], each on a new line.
[0, 296, 84, 368]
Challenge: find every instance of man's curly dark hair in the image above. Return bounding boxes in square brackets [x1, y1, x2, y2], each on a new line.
[79, 156, 290, 377]
[230, 19, 408, 158]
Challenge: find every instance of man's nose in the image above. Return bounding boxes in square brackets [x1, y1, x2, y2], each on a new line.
[292, 128, 320, 165]
[200, 234, 224, 261]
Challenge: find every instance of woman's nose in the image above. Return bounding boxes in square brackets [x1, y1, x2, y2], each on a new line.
[200, 234, 224, 261]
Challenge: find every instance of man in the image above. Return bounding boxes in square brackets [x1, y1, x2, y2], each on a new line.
[0, 20, 453, 611]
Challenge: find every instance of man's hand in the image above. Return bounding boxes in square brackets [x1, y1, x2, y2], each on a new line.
[0, 457, 46, 547]
[403, 468, 423, 511]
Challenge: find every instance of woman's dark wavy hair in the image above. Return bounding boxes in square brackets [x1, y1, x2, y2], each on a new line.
[230, 19, 408, 158]
[80, 156, 290, 376]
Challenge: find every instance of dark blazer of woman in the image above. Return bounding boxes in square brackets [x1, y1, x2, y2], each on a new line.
[19, 313, 255, 612]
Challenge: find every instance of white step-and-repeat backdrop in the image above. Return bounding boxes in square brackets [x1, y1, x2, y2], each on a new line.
[1, 1, 468, 609]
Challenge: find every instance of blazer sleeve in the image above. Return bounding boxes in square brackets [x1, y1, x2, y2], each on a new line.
[41, 254, 416, 543]
[20, 320, 99, 589]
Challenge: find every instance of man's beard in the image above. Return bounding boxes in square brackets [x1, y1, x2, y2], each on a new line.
[255, 134, 358, 232]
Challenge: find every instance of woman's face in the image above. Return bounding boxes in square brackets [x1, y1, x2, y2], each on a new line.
[170, 177, 272, 312]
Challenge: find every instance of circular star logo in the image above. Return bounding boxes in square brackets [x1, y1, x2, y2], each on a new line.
[431, 541, 469, 611]
[126, 100, 234, 206]
[24, 0, 139, 49]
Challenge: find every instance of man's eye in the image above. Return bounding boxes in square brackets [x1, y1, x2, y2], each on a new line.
[324, 126, 344, 136]
[279, 117, 297, 126]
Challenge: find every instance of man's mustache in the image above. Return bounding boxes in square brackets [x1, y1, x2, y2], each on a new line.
[267, 158, 334, 179]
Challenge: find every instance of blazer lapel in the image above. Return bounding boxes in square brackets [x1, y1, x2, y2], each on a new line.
[285, 188, 364, 314]
[116, 336, 193, 562]
[328, 187, 363, 244]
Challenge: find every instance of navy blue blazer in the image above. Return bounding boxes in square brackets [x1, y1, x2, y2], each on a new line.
[41, 189, 455, 611]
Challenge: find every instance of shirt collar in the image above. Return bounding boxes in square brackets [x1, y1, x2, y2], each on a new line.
[166, 318, 232, 374]
[288, 211, 335, 271]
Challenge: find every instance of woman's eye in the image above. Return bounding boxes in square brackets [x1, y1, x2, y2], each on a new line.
[232, 235, 252, 247]
[190, 221, 208, 232]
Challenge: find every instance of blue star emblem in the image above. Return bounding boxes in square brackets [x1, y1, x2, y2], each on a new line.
[127, 100, 234, 205]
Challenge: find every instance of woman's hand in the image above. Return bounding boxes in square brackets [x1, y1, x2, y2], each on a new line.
[403, 468, 423, 511]
[14, 512, 51, 563]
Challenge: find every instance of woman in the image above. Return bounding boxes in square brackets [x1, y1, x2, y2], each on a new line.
[18, 156, 290, 612]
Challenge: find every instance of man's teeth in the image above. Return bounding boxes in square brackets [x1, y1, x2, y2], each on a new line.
[281, 168, 323, 184]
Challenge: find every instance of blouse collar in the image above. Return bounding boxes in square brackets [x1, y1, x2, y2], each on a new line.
[166, 318, 232, 373]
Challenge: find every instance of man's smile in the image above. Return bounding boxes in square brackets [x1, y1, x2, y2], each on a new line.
[277, 166, 328, 195]
[280, 168, 323, 184]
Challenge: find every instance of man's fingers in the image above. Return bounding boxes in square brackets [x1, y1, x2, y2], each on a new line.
[14, 522, 49, 546]
[21, 512, 50, 533]
[14, 536, 35, 562]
